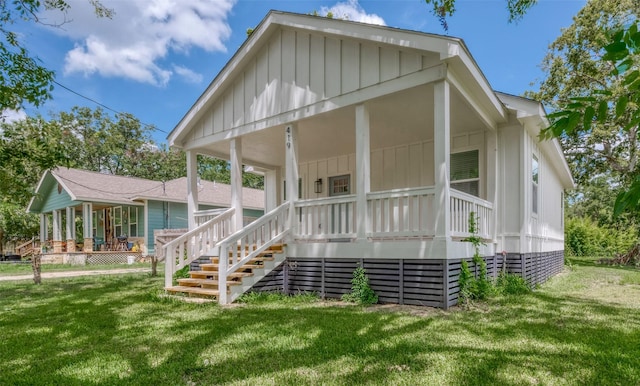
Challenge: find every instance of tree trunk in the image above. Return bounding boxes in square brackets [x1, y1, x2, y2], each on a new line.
[32, 254, 41, 284]
[151, 255, 158, 277]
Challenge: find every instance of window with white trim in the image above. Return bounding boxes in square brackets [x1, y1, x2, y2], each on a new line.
[92, 211, 97, 237]
[561, 191, 564, 228]
[450, 150, 479, 197]
[129, 207, 138, 237]
[114, 206, 123, 237]
[532, 155, 539, 215]
[329, 174, 351, 196]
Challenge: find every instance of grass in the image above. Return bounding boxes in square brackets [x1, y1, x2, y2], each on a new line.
[0, 262, 152, 275]
[0, 261, 638, 385]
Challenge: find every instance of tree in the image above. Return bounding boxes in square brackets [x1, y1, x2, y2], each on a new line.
[423, 0, 537, 30]
[525, 0, 639, 234]
[0, 0, 112, 112]
[541, 19, 640, 217]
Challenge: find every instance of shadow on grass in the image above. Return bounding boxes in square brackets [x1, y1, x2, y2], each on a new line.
[0, 274, 638, 385]
[566, 256, 639, 271]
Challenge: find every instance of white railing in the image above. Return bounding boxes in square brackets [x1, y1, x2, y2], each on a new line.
[217, 203, 290, 304]
[194, 208, 229, 226]
[367, 187, 436, 238]
[294, 195, 357, 240]
[163, 208, 235, 288]
[450, 189, 493, 239]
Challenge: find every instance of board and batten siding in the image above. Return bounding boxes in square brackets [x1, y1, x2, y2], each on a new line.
[526, 131, 565, 253]
[146, 200, 167, 254]
[39, 183, 79, 213]
[186, 28, 441, 142]
[497, 116, 566, 254]
[296, 131, 485, 199]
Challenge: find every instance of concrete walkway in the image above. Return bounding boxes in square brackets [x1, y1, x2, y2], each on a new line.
[0, 268, 152, 282]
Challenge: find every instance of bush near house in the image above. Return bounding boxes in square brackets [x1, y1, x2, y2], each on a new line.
[565, 217, 637, 257]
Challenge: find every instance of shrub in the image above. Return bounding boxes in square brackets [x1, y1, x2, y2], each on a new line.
[459, 212, 493, 303]
[565, 217, 637, 257]
[342, 266, 378, 305]
[173, 265, 190, 284]
[495, 272, 531, 295]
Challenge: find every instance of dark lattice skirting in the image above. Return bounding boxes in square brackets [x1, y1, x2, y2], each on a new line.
[250, 251, 564, 309]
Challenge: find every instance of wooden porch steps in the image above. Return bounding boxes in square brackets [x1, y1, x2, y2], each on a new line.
[177, 278, 243, 287]
[165, 286, 221, 297]
[165, 244, 285, 302]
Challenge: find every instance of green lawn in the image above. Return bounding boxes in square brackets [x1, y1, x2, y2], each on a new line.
[0, 262, 152, 275]
[0, 260, 638, 385]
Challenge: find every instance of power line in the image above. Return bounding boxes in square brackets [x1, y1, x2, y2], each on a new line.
[52, 80, 168, 134]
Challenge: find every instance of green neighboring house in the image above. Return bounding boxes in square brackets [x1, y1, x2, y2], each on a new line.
[27, 168, 264, 256]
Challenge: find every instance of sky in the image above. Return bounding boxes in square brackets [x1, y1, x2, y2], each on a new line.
[10, 0, 587, 145]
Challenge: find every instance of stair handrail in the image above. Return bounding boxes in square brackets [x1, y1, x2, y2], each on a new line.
[217, 202, 290, 304]
[16, 237, 35, 256]
[164, 208, 235, 288]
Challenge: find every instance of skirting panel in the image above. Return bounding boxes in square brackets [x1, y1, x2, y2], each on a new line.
[245, 250, 564, 309]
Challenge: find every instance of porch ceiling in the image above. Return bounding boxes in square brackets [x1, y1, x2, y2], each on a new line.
[199, 83, 488, 168]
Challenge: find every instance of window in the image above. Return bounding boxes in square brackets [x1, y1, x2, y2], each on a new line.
[283, 178, 302, 201]
[329, 174, 351, 196]
[114, 207, 123, 237]
[129, 207, 138, 237]
[532, 155, 539, 215]
[561, 191, 564, 228]
[450, 150, 479, 196]
[92, 211, 97, 237]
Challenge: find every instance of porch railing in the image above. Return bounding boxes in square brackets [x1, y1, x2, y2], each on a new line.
[450, 189, 493, 239]
[294, 195, 357, 240]
[290, 186, 493, 241]
[367, 187, 436, 238]
[163, 208, 235, 288]
[194, 208, 229, 226]
[217, 202, 290, 304]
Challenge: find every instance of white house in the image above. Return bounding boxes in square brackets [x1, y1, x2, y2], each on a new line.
[163, 11, 574, 308]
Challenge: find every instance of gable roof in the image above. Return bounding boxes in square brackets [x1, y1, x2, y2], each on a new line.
[28, 168, 264, 213]
[167, 10, 507, 147]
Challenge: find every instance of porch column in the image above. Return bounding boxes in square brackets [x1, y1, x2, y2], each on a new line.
[356, 104, 371, 240]
[39, 213, 47, 245]
[230, 138, 243, 231]
[52, 209, 63, 253]
[285, 125, 299, 235]
[264, 169, 278, 212]
[186, 150, 199, 230]
[82, 203, 93, 252]
[486, 130, 498, 241]
[65, 207, 76, 252]
[434, 80, 451, 254]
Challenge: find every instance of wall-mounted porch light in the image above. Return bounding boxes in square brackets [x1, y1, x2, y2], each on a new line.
[314, 178, 323, 194]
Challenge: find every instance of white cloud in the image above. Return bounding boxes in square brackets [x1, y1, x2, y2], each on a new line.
[1, 109, 27, 123]
[173, 65, 203, 84]
[320, 0, 386, 26]
[49, 0, 236, 86]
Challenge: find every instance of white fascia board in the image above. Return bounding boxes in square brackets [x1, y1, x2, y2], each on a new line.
[27, 170, 52, 213]
[516, 111, 575, 190]
[168, 13, 282, 148]
[73, 197, 143, 207]
[272, 12, 453, 54]
[447, 68, 499, 131]
[444, 43, 507, 124]
[51, 172, 77, 201]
